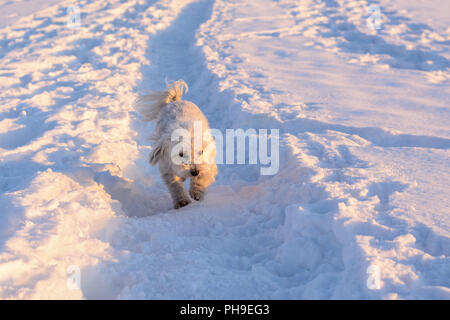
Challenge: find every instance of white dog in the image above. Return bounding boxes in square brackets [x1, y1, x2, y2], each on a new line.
[135, 80, 218, 209]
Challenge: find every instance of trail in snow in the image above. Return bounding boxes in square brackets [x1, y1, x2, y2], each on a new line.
[0, 0, 448, 299]
[88, 0, 450, 299]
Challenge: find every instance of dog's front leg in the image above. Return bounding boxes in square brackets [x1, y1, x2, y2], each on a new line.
[189, 174, 212, 201]
[189, 165, 217, 201]
[161, 172, 191, 209]
[189, 178, 205, 201]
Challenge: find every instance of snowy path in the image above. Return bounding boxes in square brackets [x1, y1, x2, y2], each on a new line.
[0, 0, 449, 299]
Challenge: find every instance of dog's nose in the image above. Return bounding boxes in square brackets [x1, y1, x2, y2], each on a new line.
[190, 169, 199, 176]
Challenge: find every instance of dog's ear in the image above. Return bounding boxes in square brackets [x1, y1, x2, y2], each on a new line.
[150, 140, 166, 165]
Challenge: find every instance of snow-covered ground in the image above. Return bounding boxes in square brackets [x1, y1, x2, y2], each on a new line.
[0, 0, 448, 299]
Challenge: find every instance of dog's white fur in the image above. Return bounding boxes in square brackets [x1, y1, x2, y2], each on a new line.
[135, 80, 218, 209]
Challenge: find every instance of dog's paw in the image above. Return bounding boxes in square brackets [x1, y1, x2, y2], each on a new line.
[174, 198, 191, 209]
[189, 188, 205, 201]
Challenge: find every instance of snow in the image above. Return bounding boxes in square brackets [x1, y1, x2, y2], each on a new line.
[0, 0, 449, 299]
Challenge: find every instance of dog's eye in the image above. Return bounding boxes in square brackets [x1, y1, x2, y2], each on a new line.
[179, 151, 184, 157]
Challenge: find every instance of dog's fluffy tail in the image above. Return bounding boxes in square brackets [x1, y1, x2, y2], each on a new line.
[135, 80, 188, 121]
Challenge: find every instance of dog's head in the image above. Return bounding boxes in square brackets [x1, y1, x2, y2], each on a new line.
[151, 128, 217, 180]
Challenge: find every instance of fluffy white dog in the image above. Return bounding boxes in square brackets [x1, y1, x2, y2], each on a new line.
[135, 80, 218, 209]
